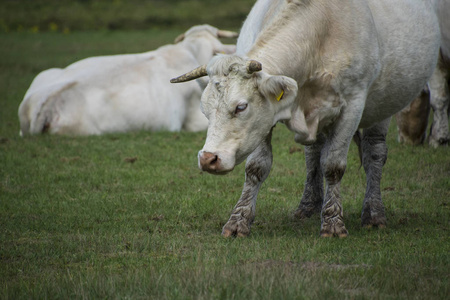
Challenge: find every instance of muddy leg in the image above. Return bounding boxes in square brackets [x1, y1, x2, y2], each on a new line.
[294, 134, 325, 219]
[360, 118, 390, 228]
[222, 130, 273, 237]
[429, 60, 449, 147]
[320, 158, 348, 238]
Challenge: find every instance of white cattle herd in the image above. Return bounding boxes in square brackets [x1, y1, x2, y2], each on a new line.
[19, 0, 448, 237]
[19, 25, 237, 135]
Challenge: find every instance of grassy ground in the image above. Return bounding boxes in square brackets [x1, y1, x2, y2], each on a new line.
[0, 29, 449, 299]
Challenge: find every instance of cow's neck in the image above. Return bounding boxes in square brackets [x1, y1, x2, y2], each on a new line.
[246, 2, 335, 144]
[246, 1, 329, 85]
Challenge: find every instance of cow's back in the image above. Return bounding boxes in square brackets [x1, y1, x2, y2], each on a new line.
[59, 53, 202, 134]
[236, 0, 285, 55]
[20, 47, 206, 135]
[236, 0, 439, 131]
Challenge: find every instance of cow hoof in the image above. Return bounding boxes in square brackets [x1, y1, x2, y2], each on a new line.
[221, 221, 251, 238]
[363, 224, 386, 229]
[429, 137, 448, 148]
[293, 208, 313, 219]
[320, 226, 348, 238]
[361, 217, 386, 228]
[221, 228, 249, 238]
[320, 232, 348, 238]
[222, 228, 234, 238]
[320, 232, 333, 238]
[293, 206, 321, 219]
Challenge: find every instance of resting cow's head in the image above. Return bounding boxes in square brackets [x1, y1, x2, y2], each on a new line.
[174, 25, 238, 65]
[171, 55, 298, 174]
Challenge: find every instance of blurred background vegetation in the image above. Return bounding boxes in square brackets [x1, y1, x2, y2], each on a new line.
[0, 0, 256, 33]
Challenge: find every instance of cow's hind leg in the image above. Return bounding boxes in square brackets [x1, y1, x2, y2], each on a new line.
[360, 118, 390, 228]
[294, 133, 325, 219]
[428, 59, 449, 147]
[222, 130, 273, 237]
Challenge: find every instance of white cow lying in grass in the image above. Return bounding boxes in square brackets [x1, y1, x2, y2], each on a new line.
[18, 25, 237, 136]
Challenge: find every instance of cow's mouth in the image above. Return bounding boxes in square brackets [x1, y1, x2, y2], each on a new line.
[203, 167, 234, 176]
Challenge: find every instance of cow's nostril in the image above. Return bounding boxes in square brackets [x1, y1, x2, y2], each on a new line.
[199, 152, 221, 171]
[210, 155, 218, 165]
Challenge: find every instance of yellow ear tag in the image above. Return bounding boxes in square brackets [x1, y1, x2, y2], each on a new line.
[276, 90, 284, 101]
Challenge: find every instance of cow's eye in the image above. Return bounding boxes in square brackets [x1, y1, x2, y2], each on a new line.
[235, 103, 248, 114]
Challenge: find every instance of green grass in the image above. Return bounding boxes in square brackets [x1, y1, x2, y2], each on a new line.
[0, 0, 254, 33]
[1, 29, 449, 299]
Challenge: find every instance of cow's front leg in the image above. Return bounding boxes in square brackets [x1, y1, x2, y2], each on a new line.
[222, 131, 273, 237]
[360, 119, 389, 228]
[320, 154, 348, 238]
[319, 105, 364, 237]
[294, 134, 325, 219]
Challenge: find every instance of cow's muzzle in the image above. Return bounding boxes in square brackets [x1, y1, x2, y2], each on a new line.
[198, 151, 232, 174]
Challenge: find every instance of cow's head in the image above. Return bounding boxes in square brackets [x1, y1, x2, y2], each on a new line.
[171, 55, 298, 174]
[174, 25, 238, 65]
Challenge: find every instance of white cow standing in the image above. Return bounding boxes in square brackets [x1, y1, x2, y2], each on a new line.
[172, 0, 440, 237]
[18, 25, 237, 136]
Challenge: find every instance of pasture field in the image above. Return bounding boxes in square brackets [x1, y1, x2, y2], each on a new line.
[0, 0, 254, 33]
[0, 30, 449, 299]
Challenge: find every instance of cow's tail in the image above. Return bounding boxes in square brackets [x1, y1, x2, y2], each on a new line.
[19, 81, 76, 135]
[18, 96, 32, 136]
[353, 130, 362, 168]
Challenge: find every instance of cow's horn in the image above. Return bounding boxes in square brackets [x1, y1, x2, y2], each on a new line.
[170, 65, 208, 83]
[246, 60, 262, 74]
[217, 30, 239, 39]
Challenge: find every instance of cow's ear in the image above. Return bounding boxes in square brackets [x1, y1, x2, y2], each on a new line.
[258, 74, 297, 104]
[258, 74, 298, 123]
